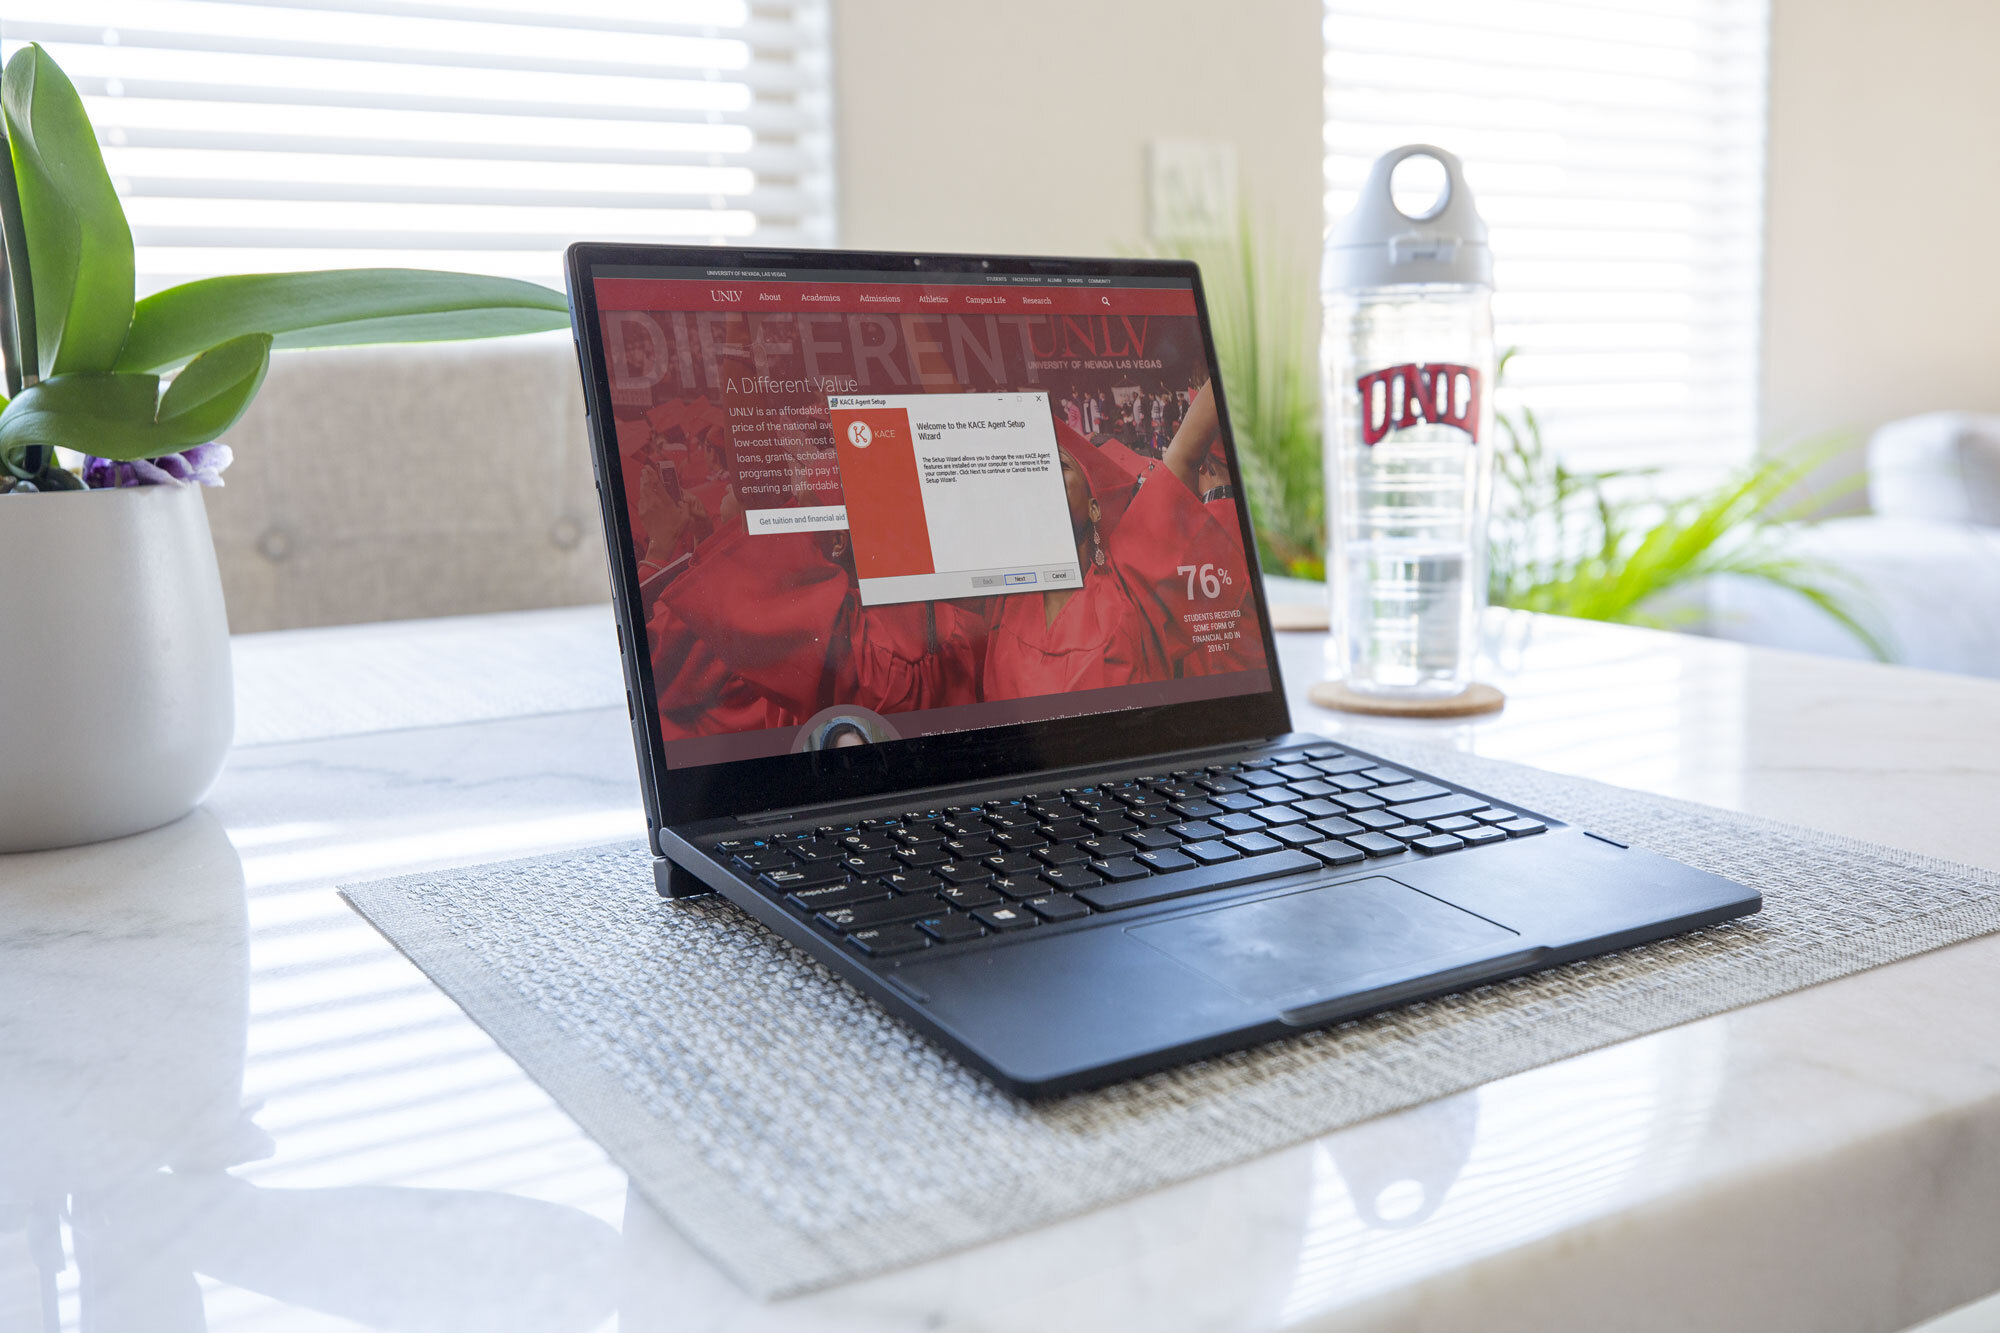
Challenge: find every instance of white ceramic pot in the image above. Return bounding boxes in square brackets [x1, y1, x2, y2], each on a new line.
[0, 484, 234, 852]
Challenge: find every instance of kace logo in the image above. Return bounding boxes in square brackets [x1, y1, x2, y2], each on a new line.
[846, 420, 873, 449]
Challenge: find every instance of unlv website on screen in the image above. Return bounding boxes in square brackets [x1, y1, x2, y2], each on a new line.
[593, 265, 1271, 770]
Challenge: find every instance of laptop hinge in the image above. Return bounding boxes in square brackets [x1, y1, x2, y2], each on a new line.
[727, 735, 1295, 829]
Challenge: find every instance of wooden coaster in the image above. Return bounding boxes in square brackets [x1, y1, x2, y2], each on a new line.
[1268, 602, 1331, 632]
[1308, 680, 1506, 718]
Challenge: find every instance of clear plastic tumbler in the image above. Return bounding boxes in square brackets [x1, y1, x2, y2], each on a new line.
[1322, 146, 1496, 698]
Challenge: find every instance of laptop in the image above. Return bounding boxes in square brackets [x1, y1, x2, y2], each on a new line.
[564, 242, 1761, 1098]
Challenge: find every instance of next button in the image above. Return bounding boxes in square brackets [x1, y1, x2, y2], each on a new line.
[1003, 572, 1038, 586]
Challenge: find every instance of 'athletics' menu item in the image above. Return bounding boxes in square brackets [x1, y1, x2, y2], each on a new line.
[595, 265, 1270, 769]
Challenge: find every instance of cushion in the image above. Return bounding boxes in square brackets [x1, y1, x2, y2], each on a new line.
[1868, 412, 2000, 527]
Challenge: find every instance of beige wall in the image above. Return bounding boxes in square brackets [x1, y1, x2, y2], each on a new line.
[1763, 0, 2000, 457]
[835, 1, 2000, 490]
[832, 0, 1324, 283]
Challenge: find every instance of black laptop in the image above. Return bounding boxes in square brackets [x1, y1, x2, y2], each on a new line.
[564, 242, 1761, 1098]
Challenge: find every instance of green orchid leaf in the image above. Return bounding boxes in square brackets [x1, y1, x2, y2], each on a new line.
[1, 44, 134, 376]
[115, 268, 570, 373]
[157, 332, 271, 434]
[0, 334, 270, 459]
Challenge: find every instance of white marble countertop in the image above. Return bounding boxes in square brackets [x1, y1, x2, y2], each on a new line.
[5, 604, 2000, 1333]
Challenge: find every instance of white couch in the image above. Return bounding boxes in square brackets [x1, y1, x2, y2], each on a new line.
[1705, 413, 2000, 678]
[203, 333, 606, 633]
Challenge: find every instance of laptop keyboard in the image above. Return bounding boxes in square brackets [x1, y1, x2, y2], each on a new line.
[709, 745, 1547, 961]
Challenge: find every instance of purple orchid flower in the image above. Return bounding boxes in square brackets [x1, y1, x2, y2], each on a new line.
[82, 442, 234, 489]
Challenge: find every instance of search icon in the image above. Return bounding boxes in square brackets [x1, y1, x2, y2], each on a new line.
[1100, 296, 1111, 307]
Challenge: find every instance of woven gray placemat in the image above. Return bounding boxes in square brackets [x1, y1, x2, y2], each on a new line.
[342, 739, 2000, 1298]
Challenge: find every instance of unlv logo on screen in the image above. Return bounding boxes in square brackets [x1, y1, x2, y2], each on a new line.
[1357, 362, 1482, 446]
[709, 288, 743, 303]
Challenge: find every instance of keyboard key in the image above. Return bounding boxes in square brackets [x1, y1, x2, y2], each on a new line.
[1075, 848, 1319, 912]
[1308, 815, 1366, 839]
[760, 862, 849, 891]
[918, 913, 987, 944]
[1239, 770, 1291, 789]
[989, 874, 1038, 899]
[1468, 808, 1513, 822]
[713, 838, 760, 855]
[1413, 834, 1466, 854]
[878, 870, 935, 894]
[1360, 767, 1411, 784]
[935, 862, 993, 885]
[982, 851, 1043, 875]
[1040, 865, 1104, 892]
[839, 835, 898, 854]
[1387, 793, 1486, 821]
[1273, 763, 1321, 782]
[973, 904, 1039, 932]
[1085, 813, 1140, 835]
[1293, 798, 1346, 819]
[1168, 799, 1224, 819]
[1331, 773, 1378, 791]
[1303, 841, 1366, 865]
[1025, 893, 1091, 923]
[1254, 804, 1310, 827]
[735, 847, 791, 871]
[787, 881, 887, 912]
[1349, 809, 1403, 829]
[847, 924, 931, 957]
[983, 809, 1039, 829]
[1182, 839, 1241, 865]
[1428, 815, 1478, 831]
[898, 824, 948, 845]
[1170, 820, 1225, 841]
[1214, 812, 1266, 834]
[1383, 825, 1430, 841]
[1041, 820, 1092, 843]
[818, 894, 945, 932]
[991, 828, 1049, 851]
[1212, 791, 1264, 813]
[1459, 825, 1508, 845]
[1499, 818, 1548, 836]
[1224, 832, 1283, 856]
[1310, 755, 1372, 775]
[943, 836, 999, 860]
[1091, 856, 1153, 882]
[1034, 844, 1092, 867]
[1333, 792, 1386, 811]
[1269, 824, 1325, 847]
[790, 843, 845, 862]
[897, 845, 951, 868]
[1123, 828, 1181, 851]
[841, 852, 900, 876]
[1346, 832, 1406, 857]
[1288, 779, 1340, 799]
[1372, 780, 1450, 804]
[1137, 848, 1197, 873]
[937, 882, 1004, 910]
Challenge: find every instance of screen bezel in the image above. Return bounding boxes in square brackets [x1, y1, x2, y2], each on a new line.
[565, 242, 1293, 830]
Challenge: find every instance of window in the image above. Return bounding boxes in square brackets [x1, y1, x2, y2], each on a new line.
[1323, 0, 1770, 479]
[0, 0, 834, 295]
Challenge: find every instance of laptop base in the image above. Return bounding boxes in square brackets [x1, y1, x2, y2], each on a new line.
[654, 855, 713, 900]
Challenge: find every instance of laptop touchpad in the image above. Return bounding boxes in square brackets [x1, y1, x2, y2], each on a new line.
[1128, 876, 1518, 1004]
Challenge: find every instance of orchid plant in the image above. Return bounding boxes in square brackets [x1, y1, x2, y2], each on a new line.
[0, 44, 569, 495]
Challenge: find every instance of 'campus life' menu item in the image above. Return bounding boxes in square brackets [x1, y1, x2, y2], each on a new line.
[594, 266, 1271, 769]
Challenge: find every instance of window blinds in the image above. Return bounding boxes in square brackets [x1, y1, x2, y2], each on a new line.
[0, 0, 835, 295]
[1323, 0, 1770, 476]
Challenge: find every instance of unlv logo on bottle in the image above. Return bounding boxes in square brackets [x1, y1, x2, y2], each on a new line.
[1357, 362, 1482, 446]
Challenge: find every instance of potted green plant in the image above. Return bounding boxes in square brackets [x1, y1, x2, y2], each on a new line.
[0, 45, 570, 853]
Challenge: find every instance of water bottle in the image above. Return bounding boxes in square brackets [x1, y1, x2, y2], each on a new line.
[1322, 145, 1495, 698]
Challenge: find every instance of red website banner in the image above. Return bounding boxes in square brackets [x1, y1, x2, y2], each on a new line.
[595, 278, 1198, 318]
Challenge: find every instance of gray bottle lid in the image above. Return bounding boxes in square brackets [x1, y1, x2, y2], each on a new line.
[1325, 144, 1492, 291]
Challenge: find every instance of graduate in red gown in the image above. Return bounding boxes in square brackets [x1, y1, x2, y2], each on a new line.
[980, 380, 1259, 699]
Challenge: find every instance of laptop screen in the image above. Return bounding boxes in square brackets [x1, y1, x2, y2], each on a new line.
[583, 256, 1275, 775]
